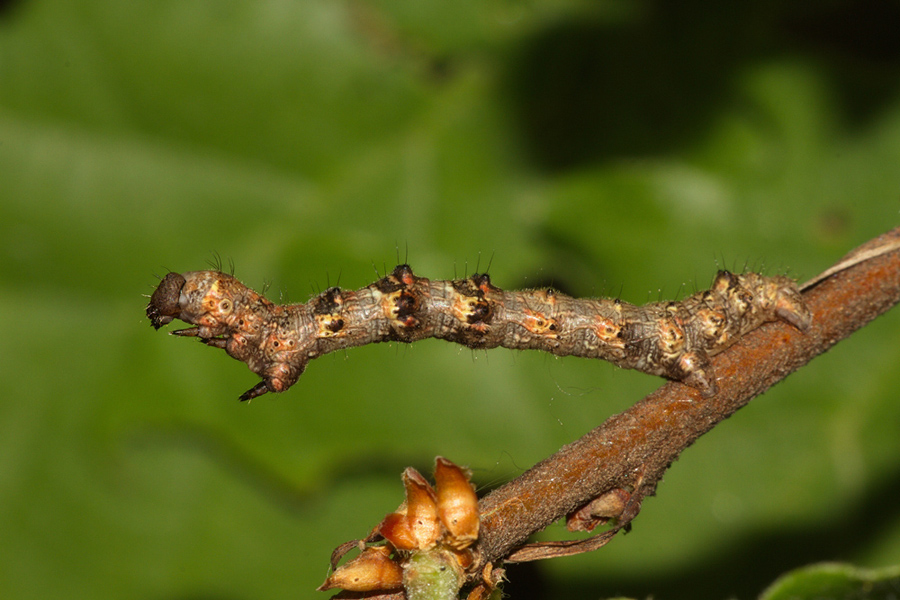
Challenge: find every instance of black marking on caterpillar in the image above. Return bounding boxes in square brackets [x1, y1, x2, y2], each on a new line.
[146, 265, 811, 401]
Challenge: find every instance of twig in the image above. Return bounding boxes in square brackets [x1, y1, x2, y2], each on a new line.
[336, 226, 900, 598]
[475, 226, 900, 569]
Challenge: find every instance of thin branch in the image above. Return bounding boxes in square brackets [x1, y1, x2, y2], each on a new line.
[474, 226, 900, 568]
[334, 226, 900, 598]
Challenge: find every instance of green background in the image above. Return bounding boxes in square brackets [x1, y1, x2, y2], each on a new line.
[1, 1, 899, 598]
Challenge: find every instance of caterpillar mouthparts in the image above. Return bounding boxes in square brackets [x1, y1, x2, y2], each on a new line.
[147, 264, 811, 401]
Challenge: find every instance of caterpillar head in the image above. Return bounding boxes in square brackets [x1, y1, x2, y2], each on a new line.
[146, 272, 187, 329]
[146, 271, 259, 338]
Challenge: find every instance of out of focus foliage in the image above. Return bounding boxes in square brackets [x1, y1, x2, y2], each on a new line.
[1, 1, 899, 598]
[761, 563, 900, 600]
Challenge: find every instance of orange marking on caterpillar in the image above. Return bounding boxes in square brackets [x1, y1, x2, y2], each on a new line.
[521, 308, 559, 336]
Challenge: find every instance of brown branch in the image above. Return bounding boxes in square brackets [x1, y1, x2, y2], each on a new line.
[332, 226, 900, 597]
[473, 226, 900, 569]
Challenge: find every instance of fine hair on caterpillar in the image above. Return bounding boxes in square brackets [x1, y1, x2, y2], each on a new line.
[146, 264, 811, 401]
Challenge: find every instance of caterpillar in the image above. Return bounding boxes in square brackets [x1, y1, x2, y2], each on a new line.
[146, 264, 811, 401]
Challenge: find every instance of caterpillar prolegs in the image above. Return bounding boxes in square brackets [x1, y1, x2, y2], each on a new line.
[147, 265, 811, 401]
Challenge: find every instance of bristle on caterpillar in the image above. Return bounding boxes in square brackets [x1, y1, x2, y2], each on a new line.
[147, 265, 811, 401]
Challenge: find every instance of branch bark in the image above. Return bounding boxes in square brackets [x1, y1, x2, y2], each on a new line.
[475, 226, 900, 567]
[333, 226, 900, 597]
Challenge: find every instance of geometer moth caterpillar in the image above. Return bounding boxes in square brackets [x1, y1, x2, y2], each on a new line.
[147, 265, 811, 400]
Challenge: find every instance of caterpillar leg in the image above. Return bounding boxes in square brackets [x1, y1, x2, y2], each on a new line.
[199, 337, 227, 349]
[673, 351, 718, 397]
[239, 381, 271, 402]
[774, 292, 812, 331]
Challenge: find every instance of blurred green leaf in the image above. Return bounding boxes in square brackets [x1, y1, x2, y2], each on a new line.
[761, 563, 900, 600]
